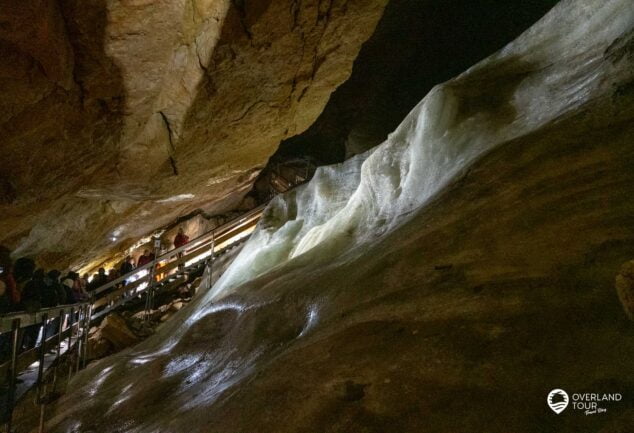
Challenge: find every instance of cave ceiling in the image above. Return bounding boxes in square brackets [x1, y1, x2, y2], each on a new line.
[0, 0, 388, 268]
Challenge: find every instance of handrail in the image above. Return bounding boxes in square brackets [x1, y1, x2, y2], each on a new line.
[90, 204, 266, 297]
[0, 303, 89, 334]
[88, 233, 247, 323]
[0, 200, 265, 333]
[0, 210, 259, 333]
[0, 194, 268, 331]
[89, 217, 258, 314]
[0, 320, 77, 383]
[0, 166, 311, 432]
[0, 303, 90, 431]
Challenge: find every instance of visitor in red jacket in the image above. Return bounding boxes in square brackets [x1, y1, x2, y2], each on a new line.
[137, 249, 152, 267]
[174, 228, 189, 249]
[0, 246, 14, 314]
[174, 228, 189, 270]
[0, 246, 21, 311]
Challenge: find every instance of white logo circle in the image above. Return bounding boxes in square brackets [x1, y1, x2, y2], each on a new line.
[547, 389, 569, 414]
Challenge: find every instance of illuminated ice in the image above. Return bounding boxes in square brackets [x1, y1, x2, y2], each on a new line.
[44, 1, 634, 431]
[209, 0, 633, 301]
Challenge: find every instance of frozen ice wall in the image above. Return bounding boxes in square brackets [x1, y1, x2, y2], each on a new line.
[45, 1, 634, 431]
[210, 0, 634, 301]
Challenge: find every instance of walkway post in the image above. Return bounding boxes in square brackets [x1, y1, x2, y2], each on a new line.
[208, 230, 215, 289]
[37, 313, 48, 433]
[67, 307, 74, 383]
[75, 305, 85, 373]
[36, 313, 48, 391]
[143, 271, 150, 322]
[145, 236, 161, 321]
[5, 318, 21, 433]
[52, 308, 64, 393]
[81, 303, 92, 369]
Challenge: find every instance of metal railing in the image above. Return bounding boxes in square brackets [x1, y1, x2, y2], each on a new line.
[0, 168, 311, 432]
[0, 203, 266, 432]
[1, 302, 91, 432]
[89, 203, 265, 313]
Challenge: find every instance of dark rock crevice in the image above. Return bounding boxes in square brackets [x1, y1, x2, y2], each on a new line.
[275, 0, 560, 165]
[159, 110, 179, 176]
[231, 0, 255, 42]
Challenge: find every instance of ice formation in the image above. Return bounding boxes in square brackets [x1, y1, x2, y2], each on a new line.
[45, 0, 634, 431]
[209, 0, 634, 301]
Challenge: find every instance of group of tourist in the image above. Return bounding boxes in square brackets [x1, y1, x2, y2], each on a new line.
[0, 247, 90, 358]
[0, 227, 193, 364]
[0, 247, 151, 358]
[91, 249, 156, 293]
[0, 248, 90, 316]
[0, 228, 191, 317]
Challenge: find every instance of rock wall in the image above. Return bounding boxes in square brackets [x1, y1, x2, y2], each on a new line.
[616, 260, 634, 320]
[44, 0, 634, 431]
[0, 0, 387, 268]
[275, 0, 559, 163]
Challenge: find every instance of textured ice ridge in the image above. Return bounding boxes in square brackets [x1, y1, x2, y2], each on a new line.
[209, 0, 633, 301]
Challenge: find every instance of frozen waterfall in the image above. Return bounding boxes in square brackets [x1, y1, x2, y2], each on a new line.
[209, 0, 633, 301]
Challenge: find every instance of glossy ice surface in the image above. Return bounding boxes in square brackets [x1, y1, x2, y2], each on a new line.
[47, 1, 634, 431]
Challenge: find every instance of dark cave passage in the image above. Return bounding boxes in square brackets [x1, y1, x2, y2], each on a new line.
[273, 0, 559, 164]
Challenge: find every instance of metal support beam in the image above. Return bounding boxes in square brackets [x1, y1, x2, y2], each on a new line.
[36, 313, 48, 433]
[209, 231, 216, 289]
[36, 313, 48, 396]
[51, 309, 64, 393]
[66, 308, 74, 383]
[81, 303, 92, 369]
[5, 318, 21, 433]
[75, 306, 85, 374]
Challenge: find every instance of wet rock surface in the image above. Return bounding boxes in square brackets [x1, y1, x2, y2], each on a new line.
[98, 314, 141, 351]
[42, 1, 634, 432]
[616, 260, 634, 320]
[88, 297, 196, 361]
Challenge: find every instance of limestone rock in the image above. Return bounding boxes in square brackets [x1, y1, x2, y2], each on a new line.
[616, 260, 634, 320]
[188, 277, 203, 291]
[131, 310, 147, 321]
[88, 313, 157, 360]
[86, 333, 113, 361]
[236, 195, 257, 211]
[43, 1, 634, 432]
[128, 315, 156, 337]
[0, 0, 388, 269]
[169, 301, 183, 313]
[98, 313, 140, 351]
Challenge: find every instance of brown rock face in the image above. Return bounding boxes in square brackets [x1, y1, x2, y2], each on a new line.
[42, 0, 634, 431]
[98, 313, 140, 351]
[0, 0, 387, 268]
[616, 260, 634, 320]
[277, 0, 560, 162]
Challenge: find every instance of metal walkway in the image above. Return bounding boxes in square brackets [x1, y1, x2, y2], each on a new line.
[0, 158, 315, 432]
[0, 204, 265, 432]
